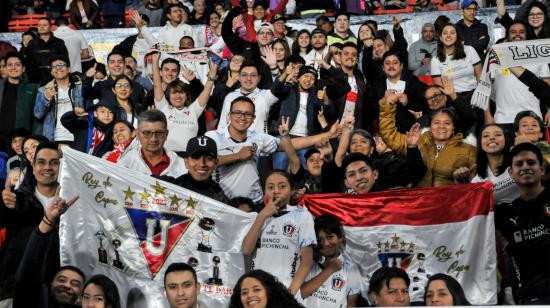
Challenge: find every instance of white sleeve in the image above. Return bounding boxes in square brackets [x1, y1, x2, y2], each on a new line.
[431, 57, 441, 77]
[263, 89, 279, 109]
[155, 95, 169, 109]
[258, 134, 279, 155]
[298, 209, 317, 249]
[141, 26, 159, 47]
[467, 46, 481, 66]
[347, 264, 362, 296]
[538, 63, 550, 79]
[217, 97, 231, 131]
[78, 32, 89, 50]
[189, 98, 206, 118]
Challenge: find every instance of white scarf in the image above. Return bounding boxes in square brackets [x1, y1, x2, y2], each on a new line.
[471, 38, 550, 110]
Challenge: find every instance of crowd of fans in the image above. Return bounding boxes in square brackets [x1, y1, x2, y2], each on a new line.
[0, 0, 549, 307]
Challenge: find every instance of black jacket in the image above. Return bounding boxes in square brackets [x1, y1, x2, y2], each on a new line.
[61, 112, 114, 157]
[456, 19, 489, 59]
[82, 76, 147, 112]
[172, 173, 230, 204]
[222, 7, 273, 90]
[24, 35, 69, 85]
[331, 68, 374, 130]
[417, 96, 476, 136]
[372, 71, 428, 133]
[0, 182, 49, 300]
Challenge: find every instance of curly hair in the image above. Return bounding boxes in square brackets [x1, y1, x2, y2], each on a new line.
[228, 270, 304, 308]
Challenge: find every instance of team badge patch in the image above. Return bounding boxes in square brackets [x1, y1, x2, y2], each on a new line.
[282, 224, 297, 237]
[126, 208, 193, 277]
[332, 276, 345, 291]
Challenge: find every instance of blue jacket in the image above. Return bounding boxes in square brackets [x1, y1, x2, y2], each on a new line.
[271, 78, 334, 136]
[34, 79, 84, 141]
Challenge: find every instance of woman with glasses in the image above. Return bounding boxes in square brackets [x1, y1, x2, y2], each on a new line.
[526, 2, 550, 39]
[151, 52, 217, 153]
[414, 77, 475, 136]
[111, 76, 138, 128]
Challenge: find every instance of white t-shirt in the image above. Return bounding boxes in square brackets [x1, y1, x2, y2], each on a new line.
[289, 92, 309, 136]
[251, 205, 317, 287]
[54, 26, 89, 73]
[471, 167, 520, 205]
[54, 86, 74, 142]
[431, 45, 481, 93]
[156, 96, 205, 152]
[157, 22, 195, 50]
[347, 76, 358, 93]
[303, 47, 329, 71]
[206, 127, 279, 203]
[492, 64, 550, 124]
[386, 79, 406, 93]
[304, 254, 362, 308]
[35, 189, 54, 211]
[218, 88, 279, 134]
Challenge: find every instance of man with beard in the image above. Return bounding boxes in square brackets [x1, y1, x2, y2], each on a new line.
[486, 20, 550, 128]
[495, 143, 550, 304]
[301, 214, 361, 307]
[373, 50, 427, 133]
[303, 28, 329, 71]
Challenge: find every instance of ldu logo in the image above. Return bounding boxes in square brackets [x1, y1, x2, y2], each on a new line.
[332, 276, 345, 291]
[125, 208, 193, 277]
[283, 224, 297, 237]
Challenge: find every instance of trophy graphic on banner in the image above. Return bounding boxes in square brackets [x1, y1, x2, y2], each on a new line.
[207, 256, 223, 285]
[187, 257, 199, 268]
[112, 239, 124, 269]
[197, 217, 215, 253]
[95, 230, 108, 264]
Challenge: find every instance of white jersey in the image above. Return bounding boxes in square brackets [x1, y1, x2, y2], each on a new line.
[431, 45, 481, 93]
[205, 127, 279, 203]
[303, 47, 329, 71]
[54, 26, 89, 73]
[492, 63, 550, 124]
[251, 205, 317, 287]
[54, 86, 74, 142]
[218, 88, 279, 134]
[471, 167, 520, 205]
[304, 254, 362, 308]
[155, 96, 204, 152]
[157, 22, 195, 50]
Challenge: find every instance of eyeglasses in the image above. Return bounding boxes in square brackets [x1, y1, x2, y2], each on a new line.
[230, 111, 255, 118]
[528, 12, 544, 18]
[51, 63, 67, 69]
[257, 31, 273, 36]
[115, 83, 131, 89]
[240, 73, 258, 78]
[139, 130, 167, 138]
[426, 93, 444, 102]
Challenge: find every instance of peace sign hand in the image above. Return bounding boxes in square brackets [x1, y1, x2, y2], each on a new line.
[278, 116, 290, 137]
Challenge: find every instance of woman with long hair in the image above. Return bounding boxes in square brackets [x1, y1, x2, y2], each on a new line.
[81, 274, 121, 308]
[471, 124, 519, 204]
[424, 273, 471, 306]
[431, 23, 481, 125]
[103, 120, 137, 163]
[229, 270, 304, 308]
[526, 2, 550, 39]
[291, 29, 311, 58]
[272, 39, 291, 72]
[111, 75, 138, 127]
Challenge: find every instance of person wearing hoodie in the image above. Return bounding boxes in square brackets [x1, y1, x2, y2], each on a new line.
[61, 100, 116, 158]
[327, 12, 357, 46]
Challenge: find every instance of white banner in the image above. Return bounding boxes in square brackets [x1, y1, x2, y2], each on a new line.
[58, 148, 255, 307]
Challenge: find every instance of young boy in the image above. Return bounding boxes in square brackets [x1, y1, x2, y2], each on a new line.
[61, 100, 117, 157]
[301, 214, 362, 307]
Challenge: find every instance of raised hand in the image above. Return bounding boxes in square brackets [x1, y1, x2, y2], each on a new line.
[316, 138, 333, 159]
[85, 63, 97, 78]
[207, 60, 219, 79]
[182, 65, 196, 81]
[392, 16, 401, 29]
[45, 86, 56, 100]
[130, 10, 144, 29]
[278, 116, 290, 137]
[260, 45, 277, 69]
[317, 86, 327, 101]
[441, 76, 457, 100]
[406, 122, 422, 147]
[2, 180, 16, 209]
[74, 107, 88, 117]
[375, 135, 388, 153]
[382, 89, 399, 105]
[45, 186, 79, 224]
[328, 120, 341, 139]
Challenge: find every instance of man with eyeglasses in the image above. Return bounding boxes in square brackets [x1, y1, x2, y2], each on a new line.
[34, 55, 85, 145]
[207, 96, 339, 205]
[218, 63, 279, 134]
[83, 51, 147, 112]
[118, 109, 187, 179]
[408, 23, 437, 77]
[457, 0, 489, 59]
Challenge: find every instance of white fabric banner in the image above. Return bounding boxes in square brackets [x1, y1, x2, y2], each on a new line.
[58, 148, 255, 307]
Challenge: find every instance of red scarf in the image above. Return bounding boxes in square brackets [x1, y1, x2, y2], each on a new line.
[106, 138, 133, 163]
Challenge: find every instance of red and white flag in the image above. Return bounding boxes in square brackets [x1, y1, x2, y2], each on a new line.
[302, 182, 497, 304]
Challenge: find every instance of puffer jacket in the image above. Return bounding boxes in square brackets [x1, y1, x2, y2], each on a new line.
[34, 78, 84, 140]
[379, 102, 476, 187]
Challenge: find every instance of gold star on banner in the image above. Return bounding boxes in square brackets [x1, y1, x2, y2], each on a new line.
[151, 181, 167, 197]
[140, 189, 150, 202]
[123, 186, 135, 200]
[170, 194, 182, 207]
[391, 233, 400, 244]
[186, 196, 197, 210]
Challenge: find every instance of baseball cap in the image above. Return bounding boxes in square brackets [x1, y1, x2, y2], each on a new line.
[257, 22, 274, 34]
[304, 148, 321, 160]
[311, 28, 327, 37]
[272, 14, 286, 24]
[185, 136, 217, 158]
[461, 0, 478, 9]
